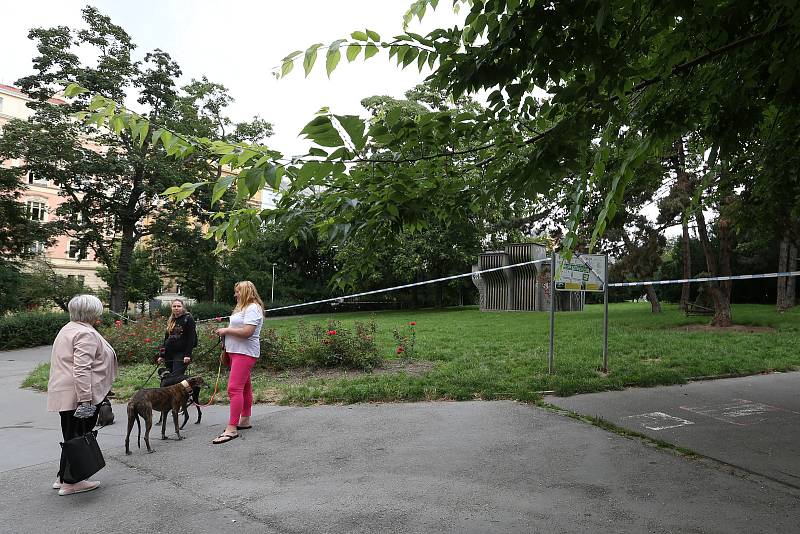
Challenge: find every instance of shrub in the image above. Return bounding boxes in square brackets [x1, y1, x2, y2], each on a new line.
[101, 316, 166, 365]
[295, 318, 380, 370]
[0, 311, 69, 350]
[392, 321, 417, 358]
[185, 301, 234, 321]
[99, 315, 382, 372]
[101, 315, 225, 367]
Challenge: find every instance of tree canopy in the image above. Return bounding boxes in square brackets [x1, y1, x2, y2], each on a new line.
[50, 1, 799, 322]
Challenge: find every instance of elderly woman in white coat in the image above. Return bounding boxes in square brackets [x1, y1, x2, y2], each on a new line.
[48, 294, 117, 496]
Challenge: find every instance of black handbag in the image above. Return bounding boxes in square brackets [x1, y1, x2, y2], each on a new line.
[60, 419, 106, 484]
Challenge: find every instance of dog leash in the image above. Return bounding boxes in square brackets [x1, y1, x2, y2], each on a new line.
[197, 336, 225, 407]
[135, 363, 161, 391]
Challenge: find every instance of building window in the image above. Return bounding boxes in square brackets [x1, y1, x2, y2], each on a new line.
[27, 241, 45, 255]
[67, 240, 86, 260]
[26, 200, 47, 221]
[27, 171, 48, 186]
[0, 96, 4, 112]
[67, 274, 86, 284]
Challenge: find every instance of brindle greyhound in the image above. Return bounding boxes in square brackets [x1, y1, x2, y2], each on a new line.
[125, 377, 206, 455]
[155, 368, 203, 429]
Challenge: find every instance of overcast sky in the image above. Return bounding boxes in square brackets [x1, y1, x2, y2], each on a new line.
[2, 0, 462, 157]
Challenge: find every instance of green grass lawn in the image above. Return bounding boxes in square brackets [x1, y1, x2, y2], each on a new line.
[23, 302, 800, 405]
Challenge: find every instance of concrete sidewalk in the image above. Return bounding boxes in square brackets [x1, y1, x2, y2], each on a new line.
[545, 372, 800, 488]
[1, 346, 798, 533]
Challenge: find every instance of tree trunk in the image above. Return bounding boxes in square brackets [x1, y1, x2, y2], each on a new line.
[620, 230, 661, 313]
[644, 284, 662, 313]
[786, 242, 797, 308]
[777, 236, 789, 311]
[680, 219, 692, 310]
[110, 228, 136, 313]
[695, 205, 733, 327]
[674, 138, 692, 311]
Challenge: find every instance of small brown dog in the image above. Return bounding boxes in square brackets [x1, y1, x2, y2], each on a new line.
[125, 377, 206, 455]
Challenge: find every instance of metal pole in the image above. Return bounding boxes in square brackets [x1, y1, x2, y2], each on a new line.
[603, 254, 609, 372]
[271, 263, 275, 303]
[548, 252, 556, 375]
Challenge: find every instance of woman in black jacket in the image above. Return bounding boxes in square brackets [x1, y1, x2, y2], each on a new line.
[157, 299, 197, 376]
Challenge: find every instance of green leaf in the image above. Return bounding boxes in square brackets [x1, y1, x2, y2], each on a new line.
[110, 115, 124, 135]
[346, 43, 361, 62]
[211, 174, 235, 206]
[396, 45, 410, 64]
[160, 130, 173, 150]
[326, 47, 341, 78]
[364, 42, 379, 59]
[238, 149, 258, 166]
[417, 50, 428, 71]
[351, 30, 368, 41]
[366, 29, 380, 41]
[507, 0, 520, 12]
[402, 47, 419, 68]
[303, 44, 323, 77]
[281, 50, 303, 62]
[265, 164, 282, 189]
[281, 60, 294, 77]
[386, 203, 399, 217]
[243, 167, 265, 196]
[88, 95, 106, 111]
[427, 51, 437, 69]
[300, 115, 345, 147]
[335, 115, 367, 151]
[64, 83, 88, 98]
[136, 120, 149, 147]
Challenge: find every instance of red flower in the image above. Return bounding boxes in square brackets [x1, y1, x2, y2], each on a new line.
[144, 338, 152, 343]
[215, 316, 222, 322]
[327, 330, 337, 336]
[114, 320, 122, 327]
[409, 321, 416, 326]
[396, 346, 404, 354]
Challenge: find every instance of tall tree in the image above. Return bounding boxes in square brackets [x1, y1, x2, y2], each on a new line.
[1, 7, 272, 312]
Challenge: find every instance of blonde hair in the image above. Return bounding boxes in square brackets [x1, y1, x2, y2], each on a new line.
[167, 299, 186, 333]
[233, 281, 264, 314]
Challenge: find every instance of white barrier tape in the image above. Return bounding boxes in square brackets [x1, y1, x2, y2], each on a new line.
[194, 265, 797, 323]
[108, 309, 136, 323]
[195, 257, 552, 321]
[609, 271, 800, 288]
[265, 257, 553, 314]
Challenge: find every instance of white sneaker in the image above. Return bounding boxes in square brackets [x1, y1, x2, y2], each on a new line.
[52, 479, 62, 490]
[58, 480, 100, 496]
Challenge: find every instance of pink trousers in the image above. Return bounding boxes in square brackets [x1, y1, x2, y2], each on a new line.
[227, 352, 256, 426]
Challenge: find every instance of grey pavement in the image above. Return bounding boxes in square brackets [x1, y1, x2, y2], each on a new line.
[545, 372, 800, 489]
[0, 346, 798, 533]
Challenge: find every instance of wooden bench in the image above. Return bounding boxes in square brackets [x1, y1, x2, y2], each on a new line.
[685, 302, 714, 316]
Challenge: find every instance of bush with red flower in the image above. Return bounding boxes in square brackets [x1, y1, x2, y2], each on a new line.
[392, 321, 417, 358]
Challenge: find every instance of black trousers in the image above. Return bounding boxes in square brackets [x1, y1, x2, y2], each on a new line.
[165, 353, 188, 377]
[58, 406, 100, 482]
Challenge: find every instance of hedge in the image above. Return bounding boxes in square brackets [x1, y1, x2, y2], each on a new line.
[0, 311, 69, 350]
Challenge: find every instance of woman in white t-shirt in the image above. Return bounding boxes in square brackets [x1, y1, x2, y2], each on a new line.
[212, 281, 264, 444]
